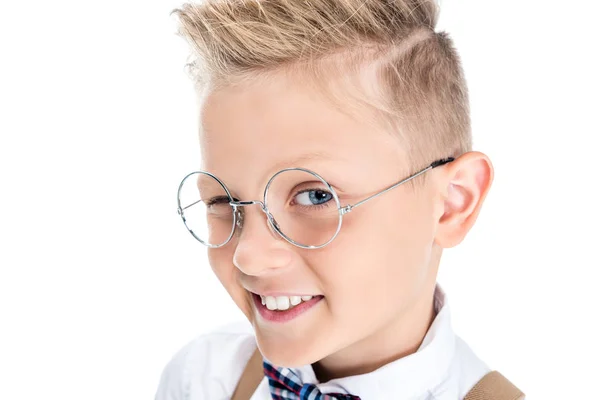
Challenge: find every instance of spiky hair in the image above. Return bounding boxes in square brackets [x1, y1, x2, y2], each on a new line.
[171, 0, 472, 168]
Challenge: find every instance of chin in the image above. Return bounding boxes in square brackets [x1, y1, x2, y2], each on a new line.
[256, 333, 326, 367]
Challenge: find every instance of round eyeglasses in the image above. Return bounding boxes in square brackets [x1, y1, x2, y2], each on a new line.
[176, 157, 454, 250]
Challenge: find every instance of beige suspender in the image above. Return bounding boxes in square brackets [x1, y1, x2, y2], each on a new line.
[231, 348, 265, 400]
[232, 348, 525, 400]
[464, 371, 525, 400]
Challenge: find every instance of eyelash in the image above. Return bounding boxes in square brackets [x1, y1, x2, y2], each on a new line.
[291, 188, 332, 210]
[205, 196, 234, 207]
[206, 188, 334, 210]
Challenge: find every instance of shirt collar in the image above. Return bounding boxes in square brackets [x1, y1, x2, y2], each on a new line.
[289, 283, 456, 398]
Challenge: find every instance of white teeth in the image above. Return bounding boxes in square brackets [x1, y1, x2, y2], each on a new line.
[276, 296, 290, 310]
[265, 296, 277, 310]
[261, 295, 317, 311]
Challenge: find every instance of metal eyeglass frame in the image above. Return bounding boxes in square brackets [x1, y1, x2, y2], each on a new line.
[177, 157, 454, 250]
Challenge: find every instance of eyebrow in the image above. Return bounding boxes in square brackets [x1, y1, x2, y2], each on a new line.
[228, 151, 339, 197]
[202, 151, 342, 200]
[268, 150, 337, 172]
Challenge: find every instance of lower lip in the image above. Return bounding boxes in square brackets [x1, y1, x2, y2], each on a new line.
[252, 293, 324, 323]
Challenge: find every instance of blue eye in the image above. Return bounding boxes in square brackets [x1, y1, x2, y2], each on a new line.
[294, 189, 333, 207]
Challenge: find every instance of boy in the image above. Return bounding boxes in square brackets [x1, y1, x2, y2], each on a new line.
[157, 0, 524, 399]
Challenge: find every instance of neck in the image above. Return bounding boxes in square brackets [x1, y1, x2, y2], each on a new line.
[311, 283, 438, 382]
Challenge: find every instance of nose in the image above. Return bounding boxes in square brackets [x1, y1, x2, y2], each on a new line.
[230, 201, 293, 277]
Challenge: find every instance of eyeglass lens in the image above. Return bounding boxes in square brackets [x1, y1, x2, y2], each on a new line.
[178, 170, 342, 247]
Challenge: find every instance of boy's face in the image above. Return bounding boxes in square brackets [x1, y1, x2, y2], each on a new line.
[199, 72, 443, 368]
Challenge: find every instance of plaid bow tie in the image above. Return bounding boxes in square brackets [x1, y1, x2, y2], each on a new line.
[263, 360, 361, 400]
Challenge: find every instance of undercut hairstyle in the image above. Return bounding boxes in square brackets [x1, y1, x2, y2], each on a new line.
[171, 0, 472, 175]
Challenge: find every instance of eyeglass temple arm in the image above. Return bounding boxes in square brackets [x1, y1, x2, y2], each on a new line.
[180, 199, 202, 212]
[341, 157, 455, 214]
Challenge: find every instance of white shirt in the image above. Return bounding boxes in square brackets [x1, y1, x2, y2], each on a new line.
[155, 284, 490, 399]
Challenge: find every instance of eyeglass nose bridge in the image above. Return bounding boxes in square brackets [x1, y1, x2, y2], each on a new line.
[230, 200, 266, 209]
[229, 200, 269, 219]
[229, 199, 280, 232]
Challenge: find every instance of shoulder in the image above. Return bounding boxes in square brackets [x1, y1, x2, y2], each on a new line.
[453, 338, 526, 400]
[453, 335, 492, 399]
[154, 320, 257, 400]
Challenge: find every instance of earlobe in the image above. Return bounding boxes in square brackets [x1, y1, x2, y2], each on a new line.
[435, 152, 494, 248]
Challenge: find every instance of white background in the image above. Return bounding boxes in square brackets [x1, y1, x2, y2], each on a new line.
[1, 0, 598, 399]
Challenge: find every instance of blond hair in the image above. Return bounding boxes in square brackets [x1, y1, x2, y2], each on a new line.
[171, 0, 472, 171]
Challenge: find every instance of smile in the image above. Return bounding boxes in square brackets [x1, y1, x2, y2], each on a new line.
[251, 292, 324, 323]
[260, 294, 316, 311]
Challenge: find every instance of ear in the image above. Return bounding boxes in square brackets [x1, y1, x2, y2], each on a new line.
[434, 151, 494, 248]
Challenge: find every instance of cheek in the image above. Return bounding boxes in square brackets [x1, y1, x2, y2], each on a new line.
[380, 201, 436, 292]
[207, 249, 230, 284]
[316, 197, 435, 314]
[207, 249, 251, 314]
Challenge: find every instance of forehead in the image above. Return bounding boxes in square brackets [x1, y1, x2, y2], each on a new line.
[198, 72, 404, 194]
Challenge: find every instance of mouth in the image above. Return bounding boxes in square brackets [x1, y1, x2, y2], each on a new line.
[250, 292, 324, 323]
